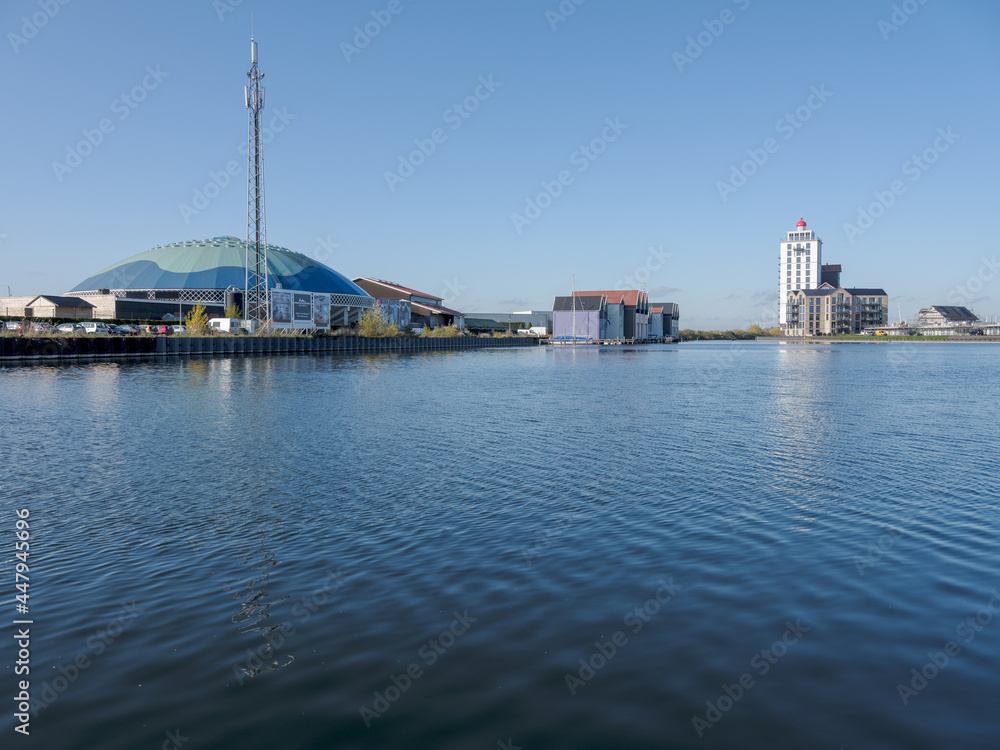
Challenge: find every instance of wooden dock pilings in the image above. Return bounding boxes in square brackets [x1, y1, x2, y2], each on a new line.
[0, 334, 540, 363]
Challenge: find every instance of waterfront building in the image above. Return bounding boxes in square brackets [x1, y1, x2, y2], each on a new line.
[785, 287, 888, 335]
[352, 278, 465, 329]
[650, 306, 664, 338]
[650, 302, 680, 340]
[552, 295, 608, 340]
[851, 305, 990, 336]
[779, 218, 823, 334]
[572, 290, 648, 340]
[915, 306, 978, 327]
[2, 237, 374, 325]
[605, 297, 625, 340]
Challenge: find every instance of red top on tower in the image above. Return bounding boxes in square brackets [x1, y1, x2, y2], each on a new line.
[796, 218, 807, 228]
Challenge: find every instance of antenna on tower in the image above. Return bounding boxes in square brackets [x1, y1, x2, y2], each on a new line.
[244, 29, 268, 325]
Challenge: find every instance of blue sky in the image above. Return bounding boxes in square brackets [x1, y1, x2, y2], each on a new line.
[2, 0, 998, 328]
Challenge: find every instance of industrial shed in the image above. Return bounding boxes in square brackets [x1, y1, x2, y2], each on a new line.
[25, 295, 96, 319]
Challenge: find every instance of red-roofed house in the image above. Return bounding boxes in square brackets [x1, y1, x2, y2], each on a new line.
[573, 289, 648, 339]
[650, 305, 664, 338]
[649, 302, 680, 340]
[352, 278, 465, 329]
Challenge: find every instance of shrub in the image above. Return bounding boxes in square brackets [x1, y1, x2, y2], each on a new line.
[421, 324, 464, 338]
[358, 305, 399, 337]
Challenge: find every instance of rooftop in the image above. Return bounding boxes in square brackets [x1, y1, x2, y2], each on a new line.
[71, 237, 368, 297]
[554, 295, 605, 311]
[573, 289, 646, 309]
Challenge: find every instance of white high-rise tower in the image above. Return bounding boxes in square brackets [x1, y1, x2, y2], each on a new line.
[778, 217, 822, 333]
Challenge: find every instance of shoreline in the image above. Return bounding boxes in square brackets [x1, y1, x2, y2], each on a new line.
[0, 334, 539, 364]
[759, 336, 1000, 344]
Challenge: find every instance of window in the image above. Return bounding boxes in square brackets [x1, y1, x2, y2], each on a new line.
[806, 243, 811, 248]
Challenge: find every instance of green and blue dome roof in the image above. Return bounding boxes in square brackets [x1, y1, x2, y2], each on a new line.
[71, 237, 367, 296]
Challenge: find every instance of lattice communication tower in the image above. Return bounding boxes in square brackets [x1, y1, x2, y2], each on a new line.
[244, 36, 268, 323]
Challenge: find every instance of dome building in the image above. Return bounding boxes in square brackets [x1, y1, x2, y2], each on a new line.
[68, 237, 374, 325]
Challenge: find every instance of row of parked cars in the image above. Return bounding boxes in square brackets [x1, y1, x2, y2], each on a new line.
[2, 321, 186, 335]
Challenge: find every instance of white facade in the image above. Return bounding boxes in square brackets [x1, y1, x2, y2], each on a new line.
[778, 218, 823, 333]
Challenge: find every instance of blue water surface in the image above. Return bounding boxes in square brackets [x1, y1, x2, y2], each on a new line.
[1, 341, 998, 749]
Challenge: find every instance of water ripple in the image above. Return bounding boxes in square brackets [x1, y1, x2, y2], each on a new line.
[2, 344, 998, 749]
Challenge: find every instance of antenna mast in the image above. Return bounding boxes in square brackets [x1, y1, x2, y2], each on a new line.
[244, 35, 268, 324]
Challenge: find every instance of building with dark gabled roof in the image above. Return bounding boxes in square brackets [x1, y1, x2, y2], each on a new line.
[0, 295, 96, 319]
[916, 306, 979, 325]
[553, 295, 608, 340]
[25, 295, 96, 319]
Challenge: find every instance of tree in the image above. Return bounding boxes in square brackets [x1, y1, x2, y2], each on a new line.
[224, 302, 241, 319]
[185, 303, 210, 335]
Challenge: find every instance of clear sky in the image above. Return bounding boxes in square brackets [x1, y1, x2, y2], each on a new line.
[2, 0, 998, 329]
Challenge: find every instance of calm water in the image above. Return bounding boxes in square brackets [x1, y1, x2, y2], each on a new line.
[1, 342, 998, 749]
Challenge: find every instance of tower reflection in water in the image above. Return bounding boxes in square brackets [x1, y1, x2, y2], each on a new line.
[225, 540, 294, 680]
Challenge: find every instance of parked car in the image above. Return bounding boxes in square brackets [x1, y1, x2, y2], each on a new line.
[169, 325, 187, 335]
[56, 323, 84, 333]
[29, 322, 57, 333]
[3, 321, 25, 331]
[150, 325, 173, 335]
[116, 324, 141, 335]
[79, 321, 111, 335]
[409, 324, 425, 335]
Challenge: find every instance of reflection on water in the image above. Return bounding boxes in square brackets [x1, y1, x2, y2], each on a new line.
[225, 540, 294, 680]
